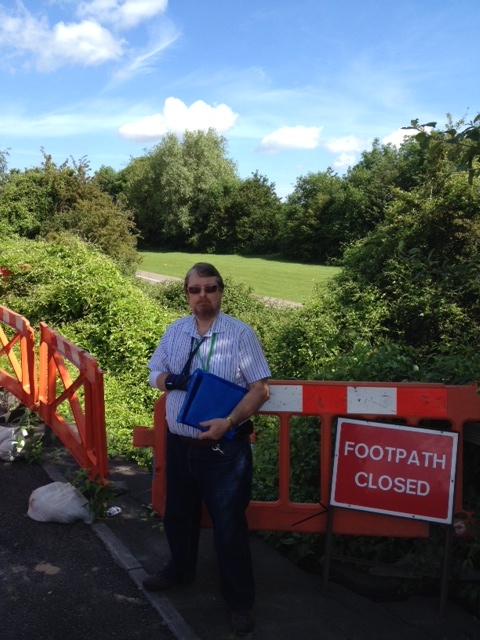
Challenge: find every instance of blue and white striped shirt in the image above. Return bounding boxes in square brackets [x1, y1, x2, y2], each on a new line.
[148, 311, 271, 437]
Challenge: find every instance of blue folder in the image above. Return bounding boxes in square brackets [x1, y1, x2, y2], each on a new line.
[177, 368, 248, 441]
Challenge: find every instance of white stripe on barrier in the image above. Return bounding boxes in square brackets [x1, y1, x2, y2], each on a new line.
[260, 385, 303, 412]
[0, 309, 21, 331]
[56, 335, 67, 359]
[347, 386, 397, 415]
[49, 333, 82, 368]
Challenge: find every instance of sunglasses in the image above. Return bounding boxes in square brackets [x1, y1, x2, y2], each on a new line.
[187, 284, 219, 295]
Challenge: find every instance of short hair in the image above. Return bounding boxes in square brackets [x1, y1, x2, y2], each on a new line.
[184, 262, 224, 292]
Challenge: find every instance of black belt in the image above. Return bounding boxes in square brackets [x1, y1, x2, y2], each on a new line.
[179, 436, 218, 447]
[174, 419, 254, 447]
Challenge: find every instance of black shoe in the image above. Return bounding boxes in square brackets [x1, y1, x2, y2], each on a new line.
[142, 571, 193, 592]
[142, 572, 176, 592]
[230, 609, 255, 636]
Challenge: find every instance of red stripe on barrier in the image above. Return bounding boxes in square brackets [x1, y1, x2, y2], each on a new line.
[303, 383, 346, 413]
[397, 387, 447, 416]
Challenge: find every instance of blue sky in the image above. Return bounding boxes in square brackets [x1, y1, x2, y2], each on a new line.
[0, 0, 478, 199]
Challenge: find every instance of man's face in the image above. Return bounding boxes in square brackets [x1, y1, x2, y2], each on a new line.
[185, 273, 222, 321]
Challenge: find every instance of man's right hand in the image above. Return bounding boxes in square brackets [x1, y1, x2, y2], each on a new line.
[164, 373, 190, 391]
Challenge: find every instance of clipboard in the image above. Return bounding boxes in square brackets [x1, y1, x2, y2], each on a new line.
[177, 368, 248, 441]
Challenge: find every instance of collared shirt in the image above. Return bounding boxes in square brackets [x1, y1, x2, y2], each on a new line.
[148, 311, 271, 437]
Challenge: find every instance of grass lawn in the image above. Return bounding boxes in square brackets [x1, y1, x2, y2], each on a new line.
[138, 251, 341, 303]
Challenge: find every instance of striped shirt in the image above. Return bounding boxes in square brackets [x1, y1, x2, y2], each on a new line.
[148, 311, 271, 437]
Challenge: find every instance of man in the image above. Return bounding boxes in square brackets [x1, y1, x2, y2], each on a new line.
[144, 262, 271, 636]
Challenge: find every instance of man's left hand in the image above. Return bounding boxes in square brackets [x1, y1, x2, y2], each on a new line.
[198, 418, 230, 440]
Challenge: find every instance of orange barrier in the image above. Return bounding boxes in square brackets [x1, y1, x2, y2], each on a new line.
[2, 295, 478, 536]
[0, 305, 37, 410]
[38, 322, 109, 481]
[134, 380, 480, 538]
[134, 395, 168, 518]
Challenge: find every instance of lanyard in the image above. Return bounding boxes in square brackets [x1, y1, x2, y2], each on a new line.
[195, 333, 216, 372]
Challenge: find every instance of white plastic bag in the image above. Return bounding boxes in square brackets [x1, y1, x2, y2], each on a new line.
[0, 425, 27, 461]
[27, 481, 94, 524]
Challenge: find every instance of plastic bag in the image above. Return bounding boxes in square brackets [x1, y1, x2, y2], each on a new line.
[27, 481, 94, 524]
[0, 425, 27, 461]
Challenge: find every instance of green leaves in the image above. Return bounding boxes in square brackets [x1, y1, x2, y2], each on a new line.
[69, 469, 115, 520]
[404, 115, 480, 185]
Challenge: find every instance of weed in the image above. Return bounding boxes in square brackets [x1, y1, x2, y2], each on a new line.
[9, 407, 44, 464]
[140, 503, 164, 533]
[68, 468, 115, 520]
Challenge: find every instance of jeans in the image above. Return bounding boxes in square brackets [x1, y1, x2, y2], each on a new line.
[163, 429, 255, 611]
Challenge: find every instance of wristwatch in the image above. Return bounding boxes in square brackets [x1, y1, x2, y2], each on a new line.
[225, 416, 234, 430]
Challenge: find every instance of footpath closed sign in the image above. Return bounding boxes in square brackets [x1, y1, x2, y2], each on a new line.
[331, 418, 458, 524]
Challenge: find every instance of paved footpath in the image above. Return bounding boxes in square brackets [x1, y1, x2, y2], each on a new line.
[0, 457, 175, 640]
[2, 444, 478, 640]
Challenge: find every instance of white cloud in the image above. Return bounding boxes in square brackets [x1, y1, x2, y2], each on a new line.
[0, 1, 170, 72]
[108, 24, 179, 86]
[257, 126, 322, 153]
[48, 20, 124, 68]
[0, 101, 136, 138]
[323, 135, 366, 154]
[322, 135, 370, 170]
[381, 127, 417, 147]
[119, 97, 238, 141]
[0, 7, 124, 71]
[0, 112, 75, 138]
[76, 0, 168, 31]
[333, 152, 356, 169]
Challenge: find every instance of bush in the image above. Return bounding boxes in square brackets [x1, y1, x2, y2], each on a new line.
[0, 154, 139, 274]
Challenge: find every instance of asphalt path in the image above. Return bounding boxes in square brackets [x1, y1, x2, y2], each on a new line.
[2, 443, 480, 640]
[0, 457, 175, 640]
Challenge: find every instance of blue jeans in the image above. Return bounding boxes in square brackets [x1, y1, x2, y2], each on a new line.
[162, 430, 255, 611]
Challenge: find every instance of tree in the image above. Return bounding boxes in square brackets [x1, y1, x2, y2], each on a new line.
[0, 152, 139, 273]
[215, 171, 283, 254]
[345, 139, 400, 226]
[94, 165, 129, 200]
[403, 114, 480, 185]
[0, 148, 12, 238]
[278, 170, 363, 263]
[122, 129, 240, 249]
[341, 171, 480, 347]
[344, 137, 431, 236]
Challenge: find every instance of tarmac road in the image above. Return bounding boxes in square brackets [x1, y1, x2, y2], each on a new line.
[0, 457, 176, 640]
[1, 442, 479, 640]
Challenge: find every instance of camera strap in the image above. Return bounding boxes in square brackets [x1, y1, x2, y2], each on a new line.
[180, 336, 206, 377]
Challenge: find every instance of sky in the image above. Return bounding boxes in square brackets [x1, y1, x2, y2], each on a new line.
[0, 0, 478, 199]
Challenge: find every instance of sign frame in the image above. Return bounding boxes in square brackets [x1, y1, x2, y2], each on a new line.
[330, 418, 459, 525]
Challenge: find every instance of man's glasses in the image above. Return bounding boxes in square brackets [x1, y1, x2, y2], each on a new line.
[187, 284, 219, 295]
